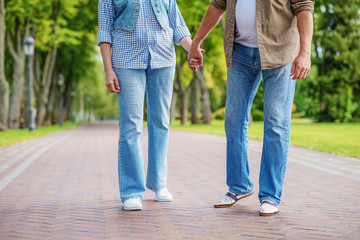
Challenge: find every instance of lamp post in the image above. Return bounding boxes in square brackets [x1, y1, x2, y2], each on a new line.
[24, 35, 35, 132]
[57, 74, 64, 126]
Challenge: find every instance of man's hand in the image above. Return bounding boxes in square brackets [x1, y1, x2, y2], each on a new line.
[291, 10, 313, 80]
[188, 43, 204, 72]
[290, 51, 311, 80]
[105, 70, 120, 93]
[186, 4, 225, 72]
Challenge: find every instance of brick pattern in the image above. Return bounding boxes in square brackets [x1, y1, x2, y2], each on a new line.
[0, 122, 359, 239]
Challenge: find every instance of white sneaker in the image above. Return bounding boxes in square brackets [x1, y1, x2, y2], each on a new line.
[153, 188, 173, 202]
[123, 198, 142, 211]
[259, 200, 279, 216]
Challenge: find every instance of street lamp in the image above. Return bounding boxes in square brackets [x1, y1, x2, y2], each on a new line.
[57, 74, 64, 126]
[24, 35, 35, 132]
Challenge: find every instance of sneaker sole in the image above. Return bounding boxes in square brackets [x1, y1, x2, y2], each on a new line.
[214, 191, 254, 208]
[259, 210, 279, 216]
[156, 198, 173, 202]
[123, 207, 142, 211]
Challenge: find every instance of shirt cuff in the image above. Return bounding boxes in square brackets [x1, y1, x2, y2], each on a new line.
[210, 0, 227, 10]
[97, 30, 112, 46]
[291, 1, 314, 15]
[173, 26, 191, 46]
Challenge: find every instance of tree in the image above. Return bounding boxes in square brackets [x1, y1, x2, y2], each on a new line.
[5, 0, 34, 128]
[173, 48, 192, 124]
[54, 0, 98, 123]
[0, 0, 9, 130]
[295, 0, 360, 122]
[175, 0, 226, 124]
[32, 0, 83, 126]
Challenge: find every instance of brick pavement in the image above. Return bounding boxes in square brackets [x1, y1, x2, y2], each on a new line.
[0, 122, 359, 240]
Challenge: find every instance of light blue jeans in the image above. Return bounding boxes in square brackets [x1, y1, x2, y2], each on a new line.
[114, 65, 175, 202]
[225, 43, 296, 206]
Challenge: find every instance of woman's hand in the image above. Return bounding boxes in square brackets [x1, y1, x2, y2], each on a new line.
[105, 70, 120, 93]
[179, 35, 192, 52]
[99, 42, 120, 93]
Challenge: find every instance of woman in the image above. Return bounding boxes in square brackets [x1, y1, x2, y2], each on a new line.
[97, 0, 193, 211]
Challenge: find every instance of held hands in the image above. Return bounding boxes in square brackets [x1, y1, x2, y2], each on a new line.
[105, 70, 120, 93]
[188, 43, 205, 72]
[290, 51, 311, 80]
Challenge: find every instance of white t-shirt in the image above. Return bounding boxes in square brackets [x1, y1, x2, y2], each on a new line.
[234, 0, 258, 48]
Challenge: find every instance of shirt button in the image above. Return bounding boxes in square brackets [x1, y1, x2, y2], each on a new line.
[157, 10, 160, 13]
[230, 34, 233, 37]
[155, 4, 158, 7]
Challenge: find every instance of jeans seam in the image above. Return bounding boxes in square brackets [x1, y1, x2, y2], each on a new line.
[119, 142, 123, 197]
[282, 75, 293, 178]
[242, 75, 260, 172]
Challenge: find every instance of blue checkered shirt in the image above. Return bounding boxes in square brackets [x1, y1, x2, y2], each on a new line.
[97, 0, 191, 69]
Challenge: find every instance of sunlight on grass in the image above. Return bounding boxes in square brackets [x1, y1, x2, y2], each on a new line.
[0, 122, 82, 148]
[170, 119, 360, 158]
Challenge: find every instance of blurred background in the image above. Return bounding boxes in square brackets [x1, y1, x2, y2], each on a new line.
[0, 0, 359, 156]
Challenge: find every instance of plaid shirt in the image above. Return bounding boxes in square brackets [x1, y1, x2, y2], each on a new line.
[97, 0, 191, 69]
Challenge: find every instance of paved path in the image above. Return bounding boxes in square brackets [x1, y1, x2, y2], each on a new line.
[0, 122, 359, 240]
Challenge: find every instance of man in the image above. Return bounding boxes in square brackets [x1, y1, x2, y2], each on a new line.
[188, 0, 314, 216]
[97, 0, 192, 211]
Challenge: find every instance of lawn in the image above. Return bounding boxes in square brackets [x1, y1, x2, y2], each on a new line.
[0, 121, 82, 148]
[1, 119, 359, 158]
[170, 119, 360, 158]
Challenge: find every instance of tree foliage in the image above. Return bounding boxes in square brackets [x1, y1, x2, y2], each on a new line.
[1, 0, 359, 130]
[294, 0, 360, 122]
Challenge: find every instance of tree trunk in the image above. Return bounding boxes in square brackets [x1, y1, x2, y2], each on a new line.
[170, 91, 177, 123]
[179, 90, 189, 125]
[8, 60, 25, 128]
[196, 67, 212, 124]
[7, 25, 28, 128]
[34, 47, 58, 126]
[174, 53, 191, 125]
[79, 84, 84, 121]
[0, 0, 9, 131]
[190, 77, 201, 124]
[45, 81, 56, 125]
[33, 1, 60, 126]
[63, 76, 73, 121]
[7, 40, 26, 129]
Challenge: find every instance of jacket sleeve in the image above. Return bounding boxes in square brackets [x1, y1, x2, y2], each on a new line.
[210, 0, 227, 11]
[97, 0, 114, 46]
[290, 0, 315, 15]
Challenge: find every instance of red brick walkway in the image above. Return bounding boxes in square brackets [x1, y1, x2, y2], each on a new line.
[0, 122, 359, 239]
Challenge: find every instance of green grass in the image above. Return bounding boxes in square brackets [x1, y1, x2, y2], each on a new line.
[2, 119, 359, 158]
[170, 119, 360, 158]
[0, 121, 82, 148]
